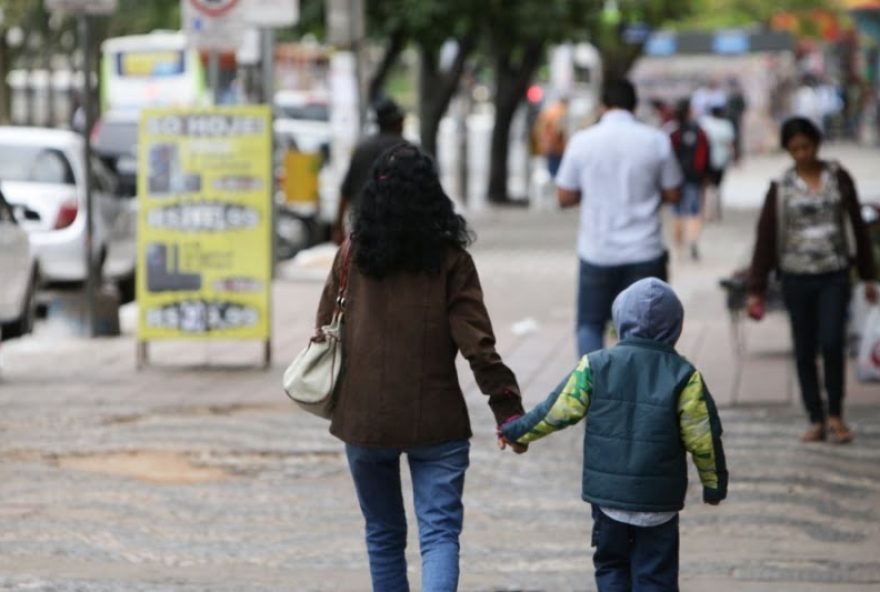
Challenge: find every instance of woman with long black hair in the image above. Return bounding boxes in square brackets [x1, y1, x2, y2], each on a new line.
[748, 117, 877, 444]
[314, 143, 525, 591]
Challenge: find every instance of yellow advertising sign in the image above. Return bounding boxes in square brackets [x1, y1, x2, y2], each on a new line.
[282, 150, 321, 205]
[136, 106, 272, 341]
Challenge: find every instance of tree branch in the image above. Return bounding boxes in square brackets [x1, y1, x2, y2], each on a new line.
[368, 27, 407, 103]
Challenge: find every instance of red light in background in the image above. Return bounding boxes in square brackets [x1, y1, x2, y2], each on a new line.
[527, 84, 544, 104]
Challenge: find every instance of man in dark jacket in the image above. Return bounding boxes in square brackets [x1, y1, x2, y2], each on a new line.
[332, 97, 407, 244]
[501, 278, 727, 592]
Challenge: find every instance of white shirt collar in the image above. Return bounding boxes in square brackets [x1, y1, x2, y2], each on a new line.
[601, 109, 636, 124]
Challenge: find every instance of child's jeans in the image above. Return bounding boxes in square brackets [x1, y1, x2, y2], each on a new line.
[591, 505, 680, 592]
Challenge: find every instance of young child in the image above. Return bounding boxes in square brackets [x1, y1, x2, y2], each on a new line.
[501, 277, 727, 592]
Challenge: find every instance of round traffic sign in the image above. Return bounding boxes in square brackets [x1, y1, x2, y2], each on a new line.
[189, 0, 240, 17]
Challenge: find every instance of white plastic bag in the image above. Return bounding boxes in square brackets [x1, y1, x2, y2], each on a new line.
[856, 307, 880, 382]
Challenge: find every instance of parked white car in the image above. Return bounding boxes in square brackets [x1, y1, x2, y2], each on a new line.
[0, 187, 38, 340]
[0, 127, 136, 300]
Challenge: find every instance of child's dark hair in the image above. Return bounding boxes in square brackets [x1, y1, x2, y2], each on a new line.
[353, 143, 472, 279]
[780, 117, 822, 150]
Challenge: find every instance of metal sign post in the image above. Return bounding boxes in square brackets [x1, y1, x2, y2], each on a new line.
[46, 0, 117, 338]
[79, 14, 96, 336]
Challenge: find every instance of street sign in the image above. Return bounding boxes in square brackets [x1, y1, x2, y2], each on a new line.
[190, 0, 241, 16]
[182, 0, 247, 51]
[326, 0, 365, 47]
[45, 0, 117, 14]
[246, 0, 299, 27]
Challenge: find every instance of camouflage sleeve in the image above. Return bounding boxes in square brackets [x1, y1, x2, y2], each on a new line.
[501, 356, 592, 445]
[678, 370, 728, 503]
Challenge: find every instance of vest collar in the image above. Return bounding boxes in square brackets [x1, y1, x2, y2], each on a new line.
[617, 337, 677, 354]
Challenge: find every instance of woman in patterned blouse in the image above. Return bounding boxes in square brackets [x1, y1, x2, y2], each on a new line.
[747, 117, 877, 444]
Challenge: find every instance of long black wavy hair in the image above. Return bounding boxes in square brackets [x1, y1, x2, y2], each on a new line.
[353, 143, 472, 278]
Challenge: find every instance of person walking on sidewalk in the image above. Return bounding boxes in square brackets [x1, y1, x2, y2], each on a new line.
[500, 278, 728, 592]
[669, 99, 712, 261]
[699, 105, 736, 221]
[747, 117, 878, 444]
[315, 144, 525, 592]
[555, 79, 683, 357]
[333, 97, 407, 244]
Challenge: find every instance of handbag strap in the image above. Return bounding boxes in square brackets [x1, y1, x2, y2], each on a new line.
[335, 239, 354, 314]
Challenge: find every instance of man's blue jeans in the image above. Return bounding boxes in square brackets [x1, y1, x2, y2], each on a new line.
[577, 255, 668, 357]
[591, 506, 680, 592]
[345, 439, 470, 592]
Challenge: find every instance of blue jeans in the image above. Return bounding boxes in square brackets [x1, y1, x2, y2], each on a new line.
[345, 439, 470, 592]
[671, 182, 702, 217]
[591, 506, 680, 592]
[577, 255, 668, 356]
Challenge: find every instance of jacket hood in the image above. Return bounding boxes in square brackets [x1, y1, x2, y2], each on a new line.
[612, 278, 683, 346]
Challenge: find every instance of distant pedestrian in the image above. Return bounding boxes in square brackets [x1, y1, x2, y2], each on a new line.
[699, 105, 736, 220]
[534, 98, 568, 176]
[669, 99, 711, 261]
[333, 97, 407, 245]
[555, 79, 683, 356]
[690, 79, 726, 119]
[748, 117, 878, 444]
[792, 77, 823, 130]
[315, 144, 526, 591]
[501, 277, 728, 592]
[726, 77, 747, 160]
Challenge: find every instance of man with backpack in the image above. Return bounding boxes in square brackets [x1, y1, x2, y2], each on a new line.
[669, 99, 711, 261]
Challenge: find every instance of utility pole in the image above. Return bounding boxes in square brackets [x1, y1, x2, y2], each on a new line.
[78, 13, 97, 336]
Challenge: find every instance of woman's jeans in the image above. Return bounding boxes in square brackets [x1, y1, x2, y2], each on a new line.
[781, 270, 851, 424]
[591, 506, 680, 592]
[345, 439, 470, 592]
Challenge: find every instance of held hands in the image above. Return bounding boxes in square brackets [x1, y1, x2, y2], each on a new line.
[497, 436, 528, 455]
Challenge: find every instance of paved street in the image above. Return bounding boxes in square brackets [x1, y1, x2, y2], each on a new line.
[1, 145, 879, 591]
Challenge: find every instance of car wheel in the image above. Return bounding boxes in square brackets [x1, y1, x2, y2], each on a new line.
[118, 272, 136, 304]
[2, 270, 37, 340]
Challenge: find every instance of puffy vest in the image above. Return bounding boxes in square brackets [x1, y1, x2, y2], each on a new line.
[583, 337, 696, 512]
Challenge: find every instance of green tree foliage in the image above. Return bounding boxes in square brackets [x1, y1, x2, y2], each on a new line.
[679, 0, 839, 29]
[105, 0, 180, 37]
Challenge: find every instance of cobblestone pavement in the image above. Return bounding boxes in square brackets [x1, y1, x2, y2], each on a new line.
[2, 147, 880, 591]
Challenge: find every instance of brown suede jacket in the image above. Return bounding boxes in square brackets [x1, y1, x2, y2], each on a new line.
[316, 245, 524, 448]
[748, 164, 877, 296]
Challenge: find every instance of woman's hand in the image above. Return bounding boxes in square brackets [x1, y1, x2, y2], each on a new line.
[865, 283, 879, 305]
[746, 294, 765, 320]
[498, 436, 528, 454]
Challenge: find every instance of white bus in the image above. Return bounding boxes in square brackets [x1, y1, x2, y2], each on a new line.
[100, 31, 208, 112]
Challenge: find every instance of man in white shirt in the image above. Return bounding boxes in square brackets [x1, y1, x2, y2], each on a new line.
[555, 79, 683, 356]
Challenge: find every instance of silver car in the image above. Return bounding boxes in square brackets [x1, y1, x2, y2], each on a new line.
[0, 188, 38, 340]
[0, 127, 137, 300]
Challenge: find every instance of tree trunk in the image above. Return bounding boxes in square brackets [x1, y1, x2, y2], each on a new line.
[0, 32, 9, 125]
[417, 35, 475, 158]
[488, 43, 544, 203]
[367, 28, 406, 103]
[601, 44, 643, 82]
